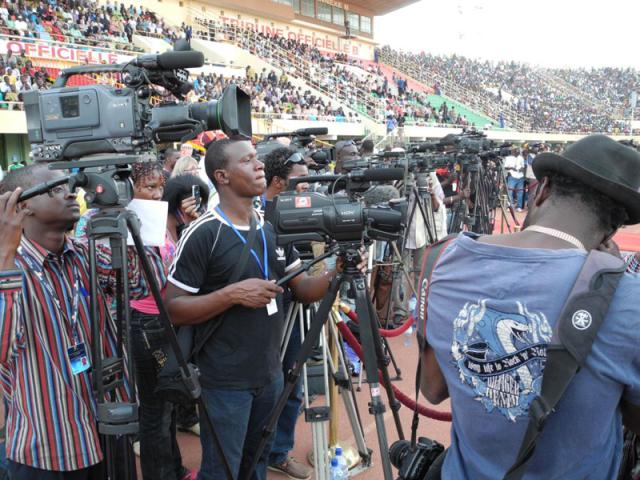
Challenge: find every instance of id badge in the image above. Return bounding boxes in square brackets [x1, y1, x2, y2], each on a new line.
[266, 298, 278, 316]
[68, 342, 91, 375]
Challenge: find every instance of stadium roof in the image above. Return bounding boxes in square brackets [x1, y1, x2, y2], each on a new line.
[349, 0, 419, 16]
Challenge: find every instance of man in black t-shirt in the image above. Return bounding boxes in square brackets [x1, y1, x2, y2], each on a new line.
[165, 139, 351, 480]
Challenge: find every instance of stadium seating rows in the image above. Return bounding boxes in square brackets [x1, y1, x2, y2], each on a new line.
[0, 0, 638, 134]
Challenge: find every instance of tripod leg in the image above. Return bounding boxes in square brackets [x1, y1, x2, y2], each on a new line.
[366, 295, 405, 440]
[328, 316, 370, 463]
[350, 275, 394, 480]
[301, 305, 330, 480]
[242, 277, 342, 480]
[381, 336, 402, 380]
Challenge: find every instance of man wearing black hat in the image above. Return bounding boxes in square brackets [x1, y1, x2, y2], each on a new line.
[417, 135, 640, 479]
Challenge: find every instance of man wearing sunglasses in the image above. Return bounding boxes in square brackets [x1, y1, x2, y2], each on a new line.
[260, 147, 313, 479]
[262, 148, 310, 218]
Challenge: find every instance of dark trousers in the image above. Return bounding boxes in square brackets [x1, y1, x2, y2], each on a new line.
[268, 324, 304, 466]
[131, 310, 184, 480]
[198, 374, 284, 480]
[7, 461, 104, 480]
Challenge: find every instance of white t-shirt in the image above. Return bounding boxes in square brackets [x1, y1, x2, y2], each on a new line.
[504, 155, 524, 179]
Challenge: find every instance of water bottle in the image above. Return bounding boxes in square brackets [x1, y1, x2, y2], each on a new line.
[329, 457, 343, 480]
[404, 325, 413, 347]
[408, 294, 418, 317]
[335, 447, 349, 478]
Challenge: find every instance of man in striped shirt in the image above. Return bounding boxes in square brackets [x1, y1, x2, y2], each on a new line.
[0, 164, 149, 479]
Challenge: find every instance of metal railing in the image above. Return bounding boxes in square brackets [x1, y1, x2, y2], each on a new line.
[190, 13, 385, 122]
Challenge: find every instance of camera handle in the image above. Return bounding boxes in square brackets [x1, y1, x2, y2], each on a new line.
[243, 247, 397, 480]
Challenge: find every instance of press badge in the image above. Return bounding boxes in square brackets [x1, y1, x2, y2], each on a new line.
[267, 298, 278, 316]
[68, 343, 90, 375]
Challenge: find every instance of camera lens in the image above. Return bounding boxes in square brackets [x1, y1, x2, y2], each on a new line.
[389, 439, 411, 469]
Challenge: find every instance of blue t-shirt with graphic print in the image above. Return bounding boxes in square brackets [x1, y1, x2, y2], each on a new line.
[423, 233, 640, 480]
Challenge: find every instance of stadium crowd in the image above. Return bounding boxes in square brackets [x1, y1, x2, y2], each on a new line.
[0, 0, 187, 52]
[1, 0, 638, 134]
[379, 46, 633, 133]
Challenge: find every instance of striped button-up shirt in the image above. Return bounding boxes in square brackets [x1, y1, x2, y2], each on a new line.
[0, 235, 145, 471]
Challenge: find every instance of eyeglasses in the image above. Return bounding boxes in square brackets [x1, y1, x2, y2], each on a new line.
[46, 184, 70, 198]
[285, 152, 306, 165]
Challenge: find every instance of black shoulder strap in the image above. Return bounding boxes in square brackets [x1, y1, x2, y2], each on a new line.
[190, 214, 259, 358]
[503, 250, 626, 480]
[411, 234, 456, 448]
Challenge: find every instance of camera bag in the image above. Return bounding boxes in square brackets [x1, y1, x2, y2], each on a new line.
[155, 214, 258, 404]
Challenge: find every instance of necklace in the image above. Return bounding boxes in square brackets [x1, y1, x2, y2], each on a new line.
[525, 225, 586, 251]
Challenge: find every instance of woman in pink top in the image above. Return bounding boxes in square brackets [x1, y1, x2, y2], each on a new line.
[130, 165, 208, 480]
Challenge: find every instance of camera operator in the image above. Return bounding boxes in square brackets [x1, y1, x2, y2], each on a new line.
[419, 135, 640, 479]
[0, 164, 145, 479]
[261, 147, 312, 479]
[261, 148, 309, 214]
[165, 139, 366, 480]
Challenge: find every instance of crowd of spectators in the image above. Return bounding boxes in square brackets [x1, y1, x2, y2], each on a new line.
[379, 46, 633, 134]
[2, 1, 637, 134]
[194, 19, 477, 128]
[189, 67, 358, 122]
[0, 0, 187, 52]
[0, 50, 54, 108]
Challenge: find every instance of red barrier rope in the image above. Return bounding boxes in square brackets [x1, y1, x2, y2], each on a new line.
[336, 321, 452, 422]
[339, 304, 415, 338]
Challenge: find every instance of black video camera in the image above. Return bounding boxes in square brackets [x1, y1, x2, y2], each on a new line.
[389, 437, 445, 480]
[271, 168, 407, 245]
[24, 45, 251, 162]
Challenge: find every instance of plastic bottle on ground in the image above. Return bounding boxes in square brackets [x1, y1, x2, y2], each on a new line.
[329, 457, 344, 480]
[335, 447, 349, 478]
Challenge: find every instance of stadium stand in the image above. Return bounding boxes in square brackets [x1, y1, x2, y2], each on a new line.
[378, 46, 633, 134]
[0, 0, 637, 135]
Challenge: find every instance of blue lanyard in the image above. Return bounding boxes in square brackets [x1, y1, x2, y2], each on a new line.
[20, 248, 83, 345]
[216, 206, 269, 280]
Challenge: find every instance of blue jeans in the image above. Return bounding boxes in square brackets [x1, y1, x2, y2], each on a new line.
[507, 176, 525, 209]
[268, 323, 303, 466]
[198, 374, 284, 480]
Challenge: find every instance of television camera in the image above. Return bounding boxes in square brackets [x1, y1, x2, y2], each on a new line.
[271, 167, 407, 246]
[256, 127, 334, 170]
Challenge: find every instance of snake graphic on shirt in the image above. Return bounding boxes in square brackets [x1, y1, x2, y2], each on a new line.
[452, 300, 553, 421]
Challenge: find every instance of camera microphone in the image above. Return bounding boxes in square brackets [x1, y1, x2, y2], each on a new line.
[293, 127, 329, 136]
[133, 50, 205, 70]
[354, 168, 405, 183]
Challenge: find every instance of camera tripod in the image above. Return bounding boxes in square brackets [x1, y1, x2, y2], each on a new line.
[245, 244, 404, 480]
[26, 158, 236, 480]
[280, 300, 372, 480]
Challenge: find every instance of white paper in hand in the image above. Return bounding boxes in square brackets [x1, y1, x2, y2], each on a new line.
[126, 199, 168, 247]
